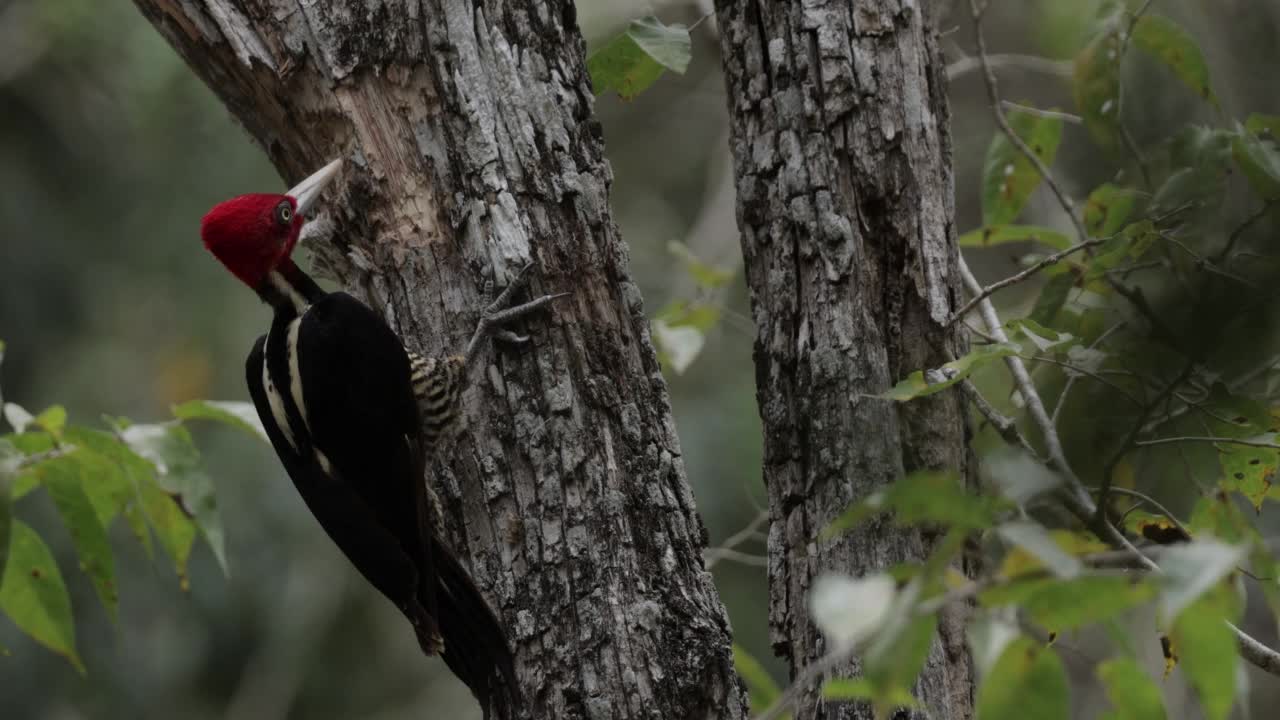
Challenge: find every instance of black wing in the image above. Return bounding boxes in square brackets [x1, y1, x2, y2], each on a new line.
[245, 332, 441, 650]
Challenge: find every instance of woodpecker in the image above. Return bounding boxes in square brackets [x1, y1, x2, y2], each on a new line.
[200, 158, 552, 713]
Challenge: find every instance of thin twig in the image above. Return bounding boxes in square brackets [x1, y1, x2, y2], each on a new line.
[1159, 231, 1260, 289]
[703, 548, 769, 567]
[950, 238, 1105, 324]
[1133, 436, 1280, 450]
[964, 379, 1037, 457]
[1052, 322, 1125, 427]
[946, 53, 1072, 81]
[1023, 354, 1143, 408]
[752, 650, 851, 720]
[1218, 199, 1277, 263]
[1116, 0, 1157, 188]
[705, 511, 769, 570]
[1097, 363, 1195, 521]
[1086, 485, 1192, 540]
[1000, 101, 1082, 125]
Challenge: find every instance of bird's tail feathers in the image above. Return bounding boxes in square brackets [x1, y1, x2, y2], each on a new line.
[430, 539, 521, 717]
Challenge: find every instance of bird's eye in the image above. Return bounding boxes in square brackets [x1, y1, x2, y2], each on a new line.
[275, 202, 293, 226]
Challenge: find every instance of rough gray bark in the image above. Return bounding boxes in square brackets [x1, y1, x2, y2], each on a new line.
[713, 1, 975, 718]
[130, 2, 748, 718]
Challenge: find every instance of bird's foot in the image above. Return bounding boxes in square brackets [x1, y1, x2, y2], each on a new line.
[463, 263, 567, 367]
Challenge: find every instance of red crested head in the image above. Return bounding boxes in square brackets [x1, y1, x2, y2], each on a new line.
[200, 159, 343, 289]
[201, 194, 302, 289]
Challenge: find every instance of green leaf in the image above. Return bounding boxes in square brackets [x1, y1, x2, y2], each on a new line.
[1097, 657, 1166, 720]
[1004, 319, 1078, 355]
[1086, 220, 1158, 280]
[1172, 585, 1241, 720]
[172, 400, 266, 441]
[33, 406, 66, 436]
[1187, 494, 1250, 544]
[1245, 114, 1280, 140]
[1029, 272, 1077, 328]
[826, 470, 1002, 537]
[863, 580, 937, 696]
[975, 636, 1068, 720]
[118, 422, 225, 572]
[958, 225, 1073, 251]
[138, 476, 197, 587]
[0, 521, 82, 673]
[587, 16, 690, 100]
[654, 301, 721, 333]
[1131, 15, 1216, 105]
[733, 644, 781, 713]
[38, 454, 118, 622]
[1083, 183, 1140, 237]
[59, 428, 139, 527]
[1157, 538, 1245, 621]
[0, 441, 17, 584]
[996, 522, 1082, 579]
[880, 344, 1018, 402]
[822, 677, 917, 713]
[1073, 29, 1123, 148]
[981, 109, 1063, 226]
[667, 241, 734, 289]
[1232, 126, 1280, 200]
[981, 576, 1153, 631]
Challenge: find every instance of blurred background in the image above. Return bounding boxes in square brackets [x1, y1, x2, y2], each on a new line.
[1, 0, 1278, 718]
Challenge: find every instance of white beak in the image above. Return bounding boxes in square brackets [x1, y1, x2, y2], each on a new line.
[287, 158, 343, 217]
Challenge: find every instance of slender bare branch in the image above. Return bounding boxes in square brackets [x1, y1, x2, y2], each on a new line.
[1000, 101, 1082, 125]
[1134, 436, 1280, 450]
[964, 379, 1038, 457]
[946, 53, 1072, 81]
[950, 238, 1105, 324]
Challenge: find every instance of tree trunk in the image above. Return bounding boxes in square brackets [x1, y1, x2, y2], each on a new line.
[713, 1, 975, 718]
[131, 2, 748, 718]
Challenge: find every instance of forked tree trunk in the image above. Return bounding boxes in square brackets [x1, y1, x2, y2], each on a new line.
[713, 1, 975, 718]
[131, 2, 748, 718]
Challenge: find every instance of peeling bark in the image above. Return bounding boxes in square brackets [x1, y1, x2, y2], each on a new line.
[713, 0, 975, 718]
[130, 2, 747, 718]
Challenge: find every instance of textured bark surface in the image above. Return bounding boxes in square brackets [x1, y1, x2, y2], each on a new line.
[713, 1, 975, 718]
[130, 2, 747, 718]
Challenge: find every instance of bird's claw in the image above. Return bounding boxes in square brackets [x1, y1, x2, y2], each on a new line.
[463, 265, 565, 367]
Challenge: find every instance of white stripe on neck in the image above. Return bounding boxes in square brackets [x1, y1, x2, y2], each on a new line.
[262, 327, 298, 452]
[286, 316, 311, 433]
[268, 270, 310, 315]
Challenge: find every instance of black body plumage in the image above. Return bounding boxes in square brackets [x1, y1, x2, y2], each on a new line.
[244, 263, 516, 713]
